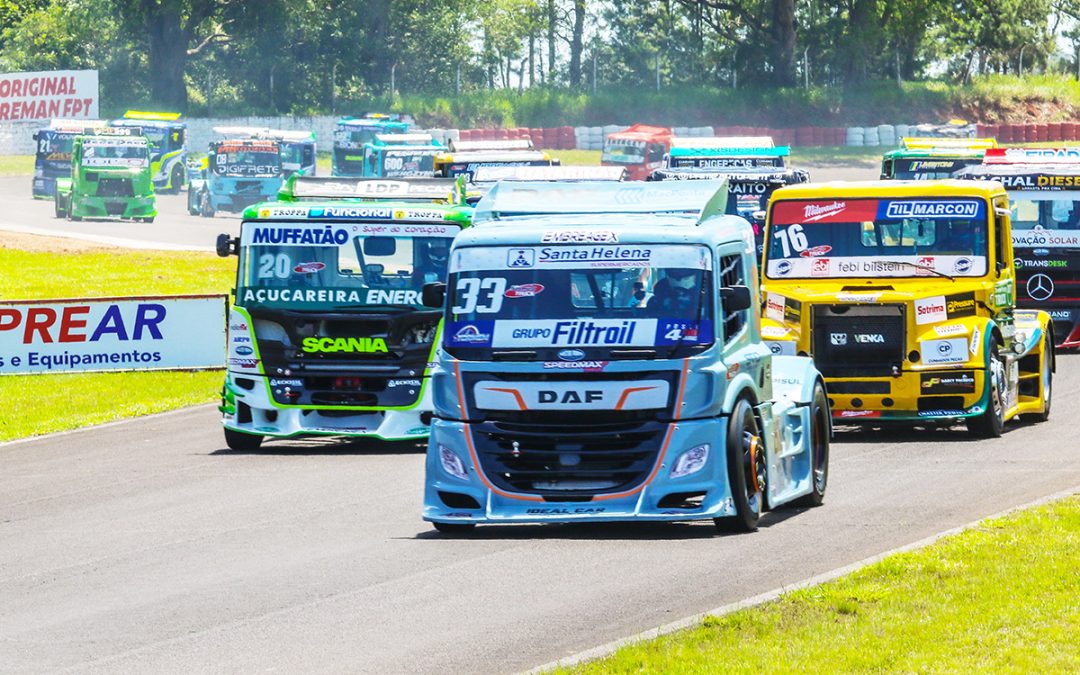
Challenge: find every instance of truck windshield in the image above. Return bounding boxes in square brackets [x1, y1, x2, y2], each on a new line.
[236, 221, 459, 310]
[81, 141, 149, 168]
[891, 157, 979, 180]
[445, 244, 714, 354]
[602, 141, 646, 164]
[1009, 193, 1080, 248]
[36, 131, 75, 166]
[765, 197, 990, 279]
[214, 150, 281, 177]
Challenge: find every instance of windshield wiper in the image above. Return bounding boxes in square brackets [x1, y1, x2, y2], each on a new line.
[878, 259, 956, 281]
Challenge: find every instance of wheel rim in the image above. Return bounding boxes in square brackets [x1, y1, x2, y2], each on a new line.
[742, 430, 764, 513]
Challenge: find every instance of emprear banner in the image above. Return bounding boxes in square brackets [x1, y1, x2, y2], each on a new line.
[0, 69, 99, 121]
[0, 295, 226, 374]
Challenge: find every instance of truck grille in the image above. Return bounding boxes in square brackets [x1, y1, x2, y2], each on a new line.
[470, 420, 667, 498]
[812, 304, 905, 378]
[96, 177, 134, 197]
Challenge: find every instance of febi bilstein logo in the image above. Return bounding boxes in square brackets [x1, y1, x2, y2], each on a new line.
[301, 337, 388, 353]
[884, 201, 979, 219]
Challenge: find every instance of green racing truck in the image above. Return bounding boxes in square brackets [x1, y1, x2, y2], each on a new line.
[215, 177, 472, 450]
[54, 127, 156, 222]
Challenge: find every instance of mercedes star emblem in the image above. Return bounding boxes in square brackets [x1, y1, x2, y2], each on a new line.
[1026, 274, 1055, 302]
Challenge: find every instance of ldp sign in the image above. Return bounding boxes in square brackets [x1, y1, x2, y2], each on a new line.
[0, 295, 226, 374]
[0, 69, 98, 121]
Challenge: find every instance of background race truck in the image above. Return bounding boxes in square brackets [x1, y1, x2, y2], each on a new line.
[110, 111, 186, 193]
[956, 148, 1080, 348]
[422, 180, 831, 534]
[215, 186, 473, 450]
[648, 166, 810, 257]
[188, 138, 283, 217]
[664, 136, 789, 171]
[359, 133, 444, 177]
[761, 180, 1053, 437]
[332, 113, 412, 177]
[32, 119, 107, 198]
[601, 123, 672, 181]
[54, 128, 155, 223]
[880, 137, 996, 180]
[212, 126, 317, 177]
[434, 139, 559, 180]
[275, 174, 468, 205]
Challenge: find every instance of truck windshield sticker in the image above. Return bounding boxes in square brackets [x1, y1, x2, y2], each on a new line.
[446, 245, 716, 351]
[767, 198, 989, 278]
[237, 221, 457, 309]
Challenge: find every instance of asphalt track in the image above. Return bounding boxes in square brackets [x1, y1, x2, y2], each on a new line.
[3, 164, 1079, 673]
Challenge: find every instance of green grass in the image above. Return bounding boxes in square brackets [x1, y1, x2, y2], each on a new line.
[0, 155, 34, 176]
[550, 149, 601, 165]
[562, 495, 1080, 674]
[0, 245, 235, 441]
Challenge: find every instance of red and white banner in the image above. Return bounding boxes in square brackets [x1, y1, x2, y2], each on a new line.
[0, 69, 98, 121]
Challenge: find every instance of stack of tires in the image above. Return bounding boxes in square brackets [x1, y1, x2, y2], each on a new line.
[877, 124, 896, 147]
[846, 127, 865, 147]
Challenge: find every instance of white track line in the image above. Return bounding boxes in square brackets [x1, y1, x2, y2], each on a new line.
[526, 484, 1080, 674]
[0, 221, 212, 251]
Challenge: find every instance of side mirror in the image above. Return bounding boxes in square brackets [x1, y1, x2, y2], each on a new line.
[422, 282, 447, 308]
[721, 285, 753, 313]
[216, 233, 237, 257]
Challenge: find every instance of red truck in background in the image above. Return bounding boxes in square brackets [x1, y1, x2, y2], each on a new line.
[601, 124, 672, 181]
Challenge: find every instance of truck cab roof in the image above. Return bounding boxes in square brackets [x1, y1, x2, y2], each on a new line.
[770, 179, 1007, 202]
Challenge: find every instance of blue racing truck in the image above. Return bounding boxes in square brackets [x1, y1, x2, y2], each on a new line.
[664, 136, 789, 171]
[214, 179, 473, 450]
[188, 138, 283, 217]
[358, 133, 444, 178]
[32, 119, 107, 198]
[110, 111, 186, 193]
[332, 114, 412, 177]
[421, 180, 831, 533]
[212, 126, 317, 178]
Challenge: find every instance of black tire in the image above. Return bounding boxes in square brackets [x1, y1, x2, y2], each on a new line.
[199, 191, 215, 218]
[1021, 334, 1052, 423]
[140, 217, 155, 224]
[714, 397, 766, 533]
[224, 428, 263, 451]
[54, 197, 64, 218]
[793, 381, 830, 507]
[967, 344, 1005, 438]
[168, 164, 184, 194]
[432, 521, 476, 535]
[187, 194, 199, 215]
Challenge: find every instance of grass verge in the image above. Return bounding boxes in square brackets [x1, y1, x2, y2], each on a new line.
[560, 494, 1080, 674]
[0, 234, 234, 441]
[0, 155, 34, 176]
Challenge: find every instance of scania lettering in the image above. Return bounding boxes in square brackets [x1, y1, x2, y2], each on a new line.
[761, 179, 1052, 435]
[423, 179, 831, 534]
[215, 190, 472, 450]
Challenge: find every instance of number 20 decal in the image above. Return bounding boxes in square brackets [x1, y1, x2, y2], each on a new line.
[452, 277, 507, 314]
[773, 223, 808, 257]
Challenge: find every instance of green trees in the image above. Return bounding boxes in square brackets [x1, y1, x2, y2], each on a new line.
[0, 0, 1072, 116]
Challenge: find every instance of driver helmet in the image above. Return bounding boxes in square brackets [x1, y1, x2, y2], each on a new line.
[667, 268, 697, 290]
[426, 241, 450, 267]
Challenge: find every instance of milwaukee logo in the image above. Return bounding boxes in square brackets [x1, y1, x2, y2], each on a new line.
[804, 201, 845, 221]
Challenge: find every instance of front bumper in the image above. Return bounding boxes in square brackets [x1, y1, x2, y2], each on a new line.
[71, 195, 156, 219]
[220, 371, 431, 441]
[423, 418, 739, 525]
[827, 368, 989, 422]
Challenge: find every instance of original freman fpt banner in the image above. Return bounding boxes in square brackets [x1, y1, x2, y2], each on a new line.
[0, 69, 98, 121]
[0, 295, 226, 374]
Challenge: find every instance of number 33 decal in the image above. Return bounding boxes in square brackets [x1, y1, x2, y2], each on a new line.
[452, 277, 507, 314]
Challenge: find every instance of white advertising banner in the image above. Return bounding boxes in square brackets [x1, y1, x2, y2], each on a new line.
[0, 69, 99, 121]
[0, 295, 226, 375]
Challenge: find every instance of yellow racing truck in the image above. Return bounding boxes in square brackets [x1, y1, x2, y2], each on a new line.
[760, 180, 1053, 436]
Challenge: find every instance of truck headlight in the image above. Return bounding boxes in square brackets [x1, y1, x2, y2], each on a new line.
[439, 444, 469, 480]
[670, 444, 709, 479]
